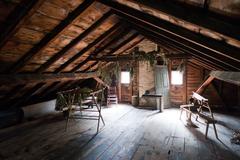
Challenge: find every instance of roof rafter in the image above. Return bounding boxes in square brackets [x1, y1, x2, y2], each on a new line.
[130, 0, 240, 42]
[7, 0, 95, 73]
[0, 0, 46, 49]
[99, 0, 240, 70]
[0, 72, 97, 84]
[128, 17, 237, 71]
[138, 27, 227, 70]
[54, 22, 122, 73]
[70, 27, 132, 72]
[35, 10, 113, 73]
[82, 33, 143, 72]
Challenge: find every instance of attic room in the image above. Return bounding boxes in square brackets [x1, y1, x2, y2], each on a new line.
[0, 0, 240, 159]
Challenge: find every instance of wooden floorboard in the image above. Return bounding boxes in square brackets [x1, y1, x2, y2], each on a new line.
[0, 104, 240, 160]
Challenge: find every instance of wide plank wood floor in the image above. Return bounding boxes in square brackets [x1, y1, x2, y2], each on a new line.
[0, 104, 240, 160]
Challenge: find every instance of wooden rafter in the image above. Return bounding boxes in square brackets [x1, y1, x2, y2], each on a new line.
[11, 83, 46, 108]
[35, 10, 113, 73]
[77, 32, 140, 72]
[99, 0, 240, 71]
[0, 72, 97, 84]
[54, 22, 122, 73]
[190, 59, 218, 71]
[133, 23, 234, 71]
[7, 0, 95, 73]
[83, 33, 142, 72]
[130, 0, 240, 42]
[0, 0, 45, 49]
[70, 27, 132, 72]
[196, 76, 215, 94]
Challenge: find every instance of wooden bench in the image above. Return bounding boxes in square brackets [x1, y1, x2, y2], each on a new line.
[180, 92, 218, 139]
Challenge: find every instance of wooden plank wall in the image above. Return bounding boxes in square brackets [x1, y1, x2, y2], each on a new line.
[186, 63, 203, 100]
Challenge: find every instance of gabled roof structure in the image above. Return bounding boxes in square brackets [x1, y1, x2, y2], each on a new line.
[0, 0, 239, 109]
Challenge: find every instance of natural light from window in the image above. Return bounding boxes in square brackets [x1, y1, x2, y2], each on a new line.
[171, 71, 183, 85]
[121, 71, 130, 84]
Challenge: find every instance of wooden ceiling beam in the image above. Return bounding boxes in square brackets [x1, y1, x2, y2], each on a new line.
[83, 34, 142, 72]
[131, 22, 236, 71]
[54, 22, 122, 73]
[35, 11, 113, 73]
[131, 0, 240, 41]
[90, 53, 191, 61]
[100, 0, 240, 69]
[0, 72, 97, 84]
[7, 0, 95, 73]
[0, 0, 45, 49]
[11, 83, 46, 108]
[138, 28, 227, 71]
[70, 27, 132, 72]
[190, 58, 219, 71]
[77, 32, 140, 72]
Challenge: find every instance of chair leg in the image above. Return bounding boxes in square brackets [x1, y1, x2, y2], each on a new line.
[179, 108, 183, 119]
[65, 110, 70, 131]
[213, 123, 218, 139]
[205, 123, 209, 139]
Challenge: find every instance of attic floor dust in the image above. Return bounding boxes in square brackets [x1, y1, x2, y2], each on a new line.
[0, 104, 240, 160]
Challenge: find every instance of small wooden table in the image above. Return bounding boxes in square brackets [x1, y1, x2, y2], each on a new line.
[142, 94, 163, 112]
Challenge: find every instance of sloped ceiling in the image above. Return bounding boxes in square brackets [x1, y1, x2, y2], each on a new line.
[0, 0, 239, 109]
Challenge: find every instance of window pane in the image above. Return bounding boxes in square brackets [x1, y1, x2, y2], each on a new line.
[171, 71, 183, 85]
[121, 71, 130, 84]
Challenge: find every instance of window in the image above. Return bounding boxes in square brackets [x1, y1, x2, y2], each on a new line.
[171, 70, 183, 85]
[121, 71, 130, 84]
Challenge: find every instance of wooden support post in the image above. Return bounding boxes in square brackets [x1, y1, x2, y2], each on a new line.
[196, 76, 215, 94]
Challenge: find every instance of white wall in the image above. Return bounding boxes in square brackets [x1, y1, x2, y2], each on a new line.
[23, 100, 57, 119]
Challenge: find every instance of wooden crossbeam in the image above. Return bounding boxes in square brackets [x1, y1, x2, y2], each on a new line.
[54, 22, 122, 73]
[0, 72, 97, 84]
[100, 0, 240, 70]
[8, 0, 95, 73]
[0, 0, 45, 49]
[130, 0, 240, 42]
[90, 53, 191, 61]
[35, 11, 113, 73]
[94, 77, 110, 88]
[84, 35, 144, 72]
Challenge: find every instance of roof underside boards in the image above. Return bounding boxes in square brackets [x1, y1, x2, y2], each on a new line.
[0, 0, 239, 109]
